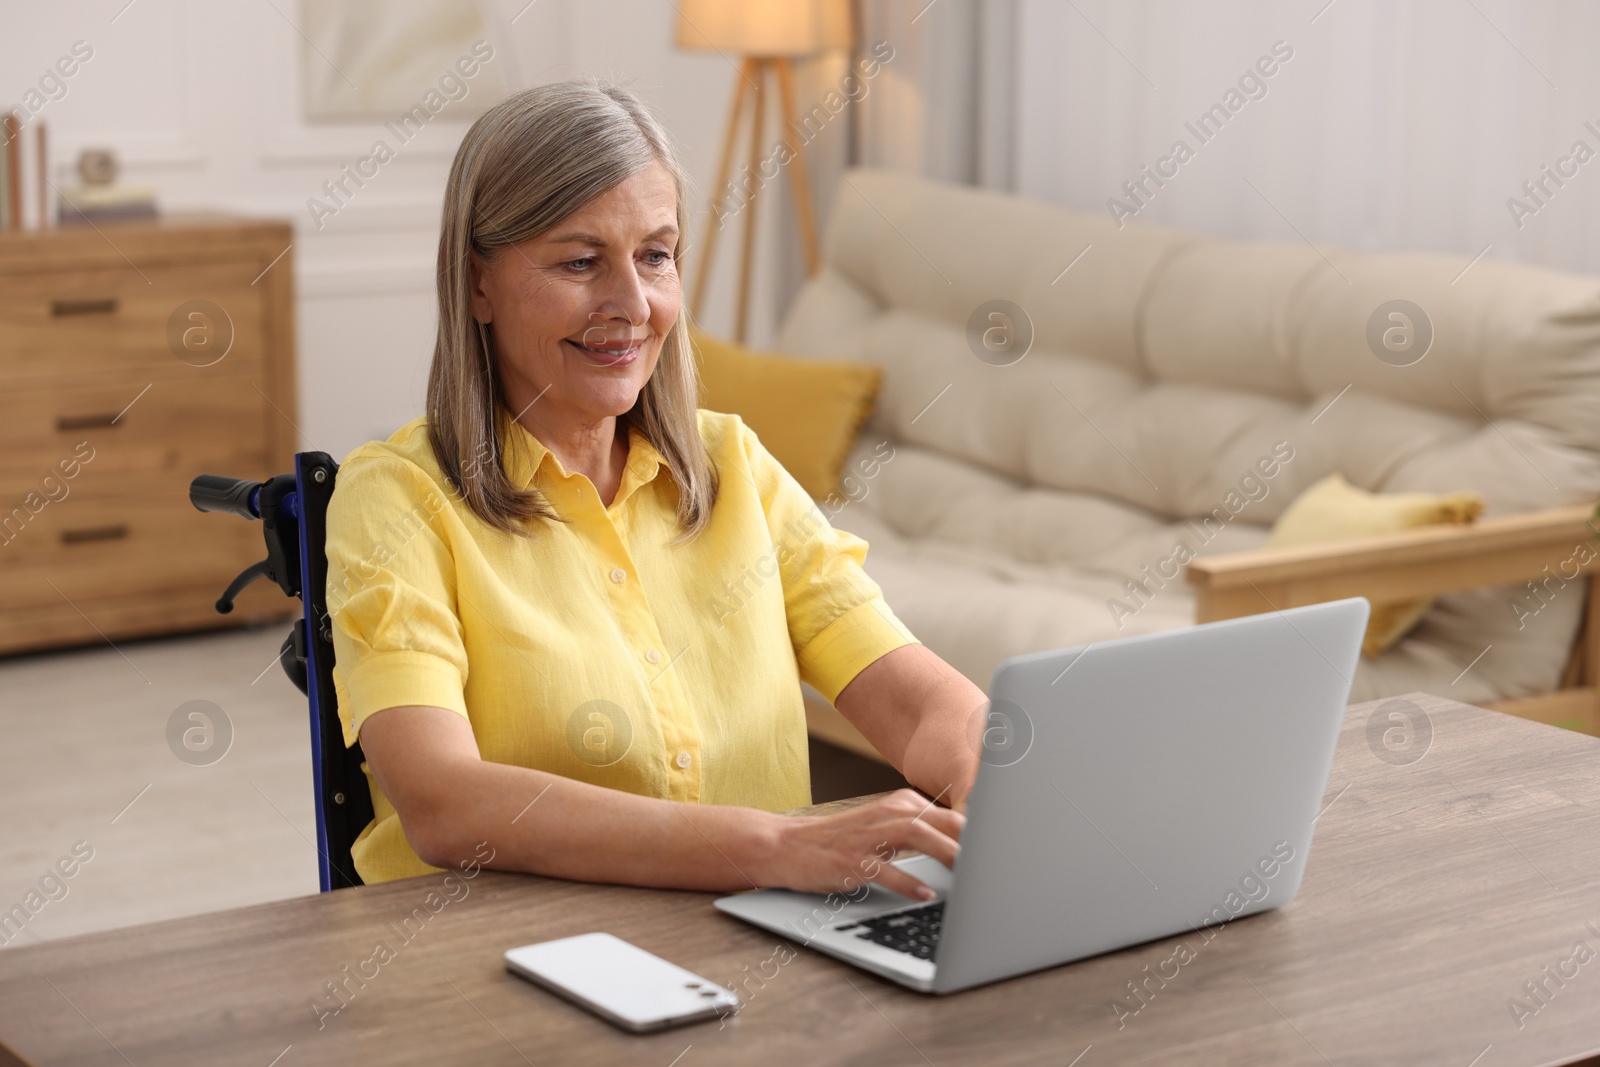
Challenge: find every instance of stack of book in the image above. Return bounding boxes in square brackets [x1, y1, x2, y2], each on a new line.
[57, 180, 160, 226]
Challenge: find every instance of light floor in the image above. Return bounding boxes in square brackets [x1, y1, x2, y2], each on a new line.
[0, 624, 319, 950]
[0, 624, 905, 950]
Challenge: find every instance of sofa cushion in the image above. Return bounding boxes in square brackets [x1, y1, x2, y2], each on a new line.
[689, 326, 881, 498]
[1265, 473, 1485, 657]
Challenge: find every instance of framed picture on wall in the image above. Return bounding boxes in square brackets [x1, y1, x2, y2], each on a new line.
[300, 0, 511, 123]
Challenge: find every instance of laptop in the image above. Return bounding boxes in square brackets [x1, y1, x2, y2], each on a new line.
[714, 597, 1369, 994]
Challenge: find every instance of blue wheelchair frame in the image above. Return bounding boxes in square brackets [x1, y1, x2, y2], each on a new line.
[190, 453, 373, 891]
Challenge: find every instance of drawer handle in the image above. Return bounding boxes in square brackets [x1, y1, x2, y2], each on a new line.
[51, 298, 119, 317]
[60, 525, 129, 545]
[56, 413, 123, 431]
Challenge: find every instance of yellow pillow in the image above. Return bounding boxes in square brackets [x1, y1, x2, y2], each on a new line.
[689, 326, 882, 499]
[1266, 473, 1485, 658]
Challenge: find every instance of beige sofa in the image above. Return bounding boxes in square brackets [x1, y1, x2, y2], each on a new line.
[774, 167, 1600, 754]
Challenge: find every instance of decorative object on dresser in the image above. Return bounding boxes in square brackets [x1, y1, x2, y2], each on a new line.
[0, 215, 298, 654]
[58, 146, 159, 226]
[0, 110, 52, 232]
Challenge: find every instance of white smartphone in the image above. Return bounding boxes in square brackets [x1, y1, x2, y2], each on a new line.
[504, 932, 741, 1033]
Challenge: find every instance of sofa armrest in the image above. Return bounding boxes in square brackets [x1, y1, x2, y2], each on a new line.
[1185, 504, 1600, 623]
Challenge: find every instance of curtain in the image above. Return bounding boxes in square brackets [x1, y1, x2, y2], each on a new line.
[769, 0, 1020, 327]
[1012, 0, 1600, 274]
[849, 0, 1018, 189]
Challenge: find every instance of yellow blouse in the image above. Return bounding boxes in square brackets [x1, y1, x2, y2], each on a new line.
[325, 408, 919, 884]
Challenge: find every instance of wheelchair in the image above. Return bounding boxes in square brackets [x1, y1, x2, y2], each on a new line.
[189, 454, 372, 891]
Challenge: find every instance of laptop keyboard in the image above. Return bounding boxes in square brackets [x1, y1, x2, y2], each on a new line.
[836, 901, 944, 961]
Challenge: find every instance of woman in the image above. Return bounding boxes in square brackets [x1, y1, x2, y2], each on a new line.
[325, 78, 984, 901]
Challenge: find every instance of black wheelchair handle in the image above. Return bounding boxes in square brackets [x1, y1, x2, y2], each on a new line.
[189, 474, 263, 520]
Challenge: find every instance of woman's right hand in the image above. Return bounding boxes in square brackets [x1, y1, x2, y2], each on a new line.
[763, 788, 965, 901]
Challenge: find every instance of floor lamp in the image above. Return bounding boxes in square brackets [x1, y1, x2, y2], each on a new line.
[675, 0, 855, 344]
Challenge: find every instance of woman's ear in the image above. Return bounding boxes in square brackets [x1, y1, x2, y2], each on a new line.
[467, 249, 493, 324]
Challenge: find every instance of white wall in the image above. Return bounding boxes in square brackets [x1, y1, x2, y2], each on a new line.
[1015, 0, 1600, 276]
[3, 0, 822, 463]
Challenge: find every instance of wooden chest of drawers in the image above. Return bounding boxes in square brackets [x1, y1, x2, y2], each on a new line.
[0, 215, 298, 654]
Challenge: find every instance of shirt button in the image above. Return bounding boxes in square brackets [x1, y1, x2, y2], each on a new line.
[645, 649, 662, 664]
[676, 751, 692, 769]
[610, 567, 626, 584]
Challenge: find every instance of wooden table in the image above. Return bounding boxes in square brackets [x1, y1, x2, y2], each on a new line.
[4, 693, 1600, 1066]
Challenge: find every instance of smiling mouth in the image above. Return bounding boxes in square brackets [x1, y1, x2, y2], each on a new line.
[565, 337, 643, 366]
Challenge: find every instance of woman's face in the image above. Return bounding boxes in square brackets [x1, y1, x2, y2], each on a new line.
[469, 159, 681, 429]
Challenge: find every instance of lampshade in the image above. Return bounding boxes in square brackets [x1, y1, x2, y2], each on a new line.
[674, 0, 854, 57]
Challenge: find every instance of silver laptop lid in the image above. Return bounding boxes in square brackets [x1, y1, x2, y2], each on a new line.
[933, 597, 1369, 993]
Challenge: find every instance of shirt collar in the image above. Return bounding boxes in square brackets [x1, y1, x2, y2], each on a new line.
[496, 407, 664, 501]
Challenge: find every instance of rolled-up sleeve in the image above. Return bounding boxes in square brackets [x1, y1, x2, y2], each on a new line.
[738, 419, 919, 704]
[325, 451, 469, 746]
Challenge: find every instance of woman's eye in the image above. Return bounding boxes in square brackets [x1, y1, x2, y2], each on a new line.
[567, 257, 594, 271]
[644, 250, 673, 267]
